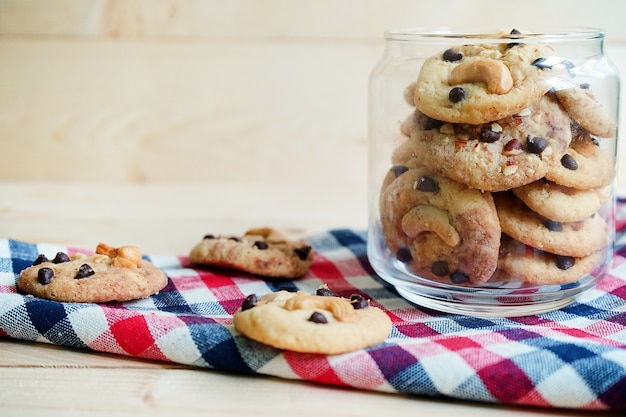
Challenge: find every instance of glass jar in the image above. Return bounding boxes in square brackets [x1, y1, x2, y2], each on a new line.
[367, 27, 620, 317]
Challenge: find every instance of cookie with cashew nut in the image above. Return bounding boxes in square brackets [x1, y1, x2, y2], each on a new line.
[189, 227, 314, 279]
[403, 93, 571, 192]
[233, 288, 392, 354]
[17, 243, 168, 303]
[412, 41, 560, 124]
[379, 161, 501, 284]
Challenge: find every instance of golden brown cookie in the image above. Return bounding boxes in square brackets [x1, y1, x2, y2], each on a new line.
[512, 180, 611, 223]
[544, 125, 614, 190]
[189, 227, 314, 279]
[497, 235, 604, 285]
[405, 94, 572, 192]
[17, 243, 168, 303]
[554, 82, 616, 138]
[233, 288, 392, 354]
[413, 41, 559, 124]
[379, 162, 500, 284]
[494, 192, 609, 258]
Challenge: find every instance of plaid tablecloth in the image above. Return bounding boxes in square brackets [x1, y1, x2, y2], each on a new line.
[2, 200, 626, 411]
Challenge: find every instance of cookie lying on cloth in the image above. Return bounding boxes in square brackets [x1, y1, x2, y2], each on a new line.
[189, 227, 314, 279]
[233, 286, 392, 354]
[17, 243, 168, 303]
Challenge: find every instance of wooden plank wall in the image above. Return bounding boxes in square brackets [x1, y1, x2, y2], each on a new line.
[0, 0, 624, 188]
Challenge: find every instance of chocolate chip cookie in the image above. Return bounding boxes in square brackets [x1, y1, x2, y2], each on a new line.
[380, 162, 500, 284]
[413, 40, 560, 124]
[233, 287, 392, 354]
[189, 227, 314, 279]
[405, 94, 572, 192]
[17, 243, 168, 303]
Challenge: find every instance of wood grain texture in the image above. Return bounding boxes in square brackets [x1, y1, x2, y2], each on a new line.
[0, 3, 625, 416]
[1, 0, 625, 40]
[0, 181, 367, 254]
[2, 341, 616, 417]
[0, 38, 377, 183]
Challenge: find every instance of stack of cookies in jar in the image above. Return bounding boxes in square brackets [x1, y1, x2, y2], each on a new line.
[380, 31, 616, 287]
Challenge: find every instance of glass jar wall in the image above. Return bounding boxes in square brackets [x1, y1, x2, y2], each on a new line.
[367, 28, 620, 317]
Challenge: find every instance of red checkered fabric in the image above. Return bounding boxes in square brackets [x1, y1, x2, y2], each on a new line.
[1, 200, 626, 410]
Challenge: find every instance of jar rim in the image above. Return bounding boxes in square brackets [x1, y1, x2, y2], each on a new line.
[384, 27, 605, 43]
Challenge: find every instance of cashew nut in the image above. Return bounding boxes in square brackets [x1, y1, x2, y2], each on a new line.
[95, 243, 142, 269]
[245, 227, 286, 243]
[284, 293, 355, 322]
[401, 205, 461, 247]
[449, 58, 514, 95]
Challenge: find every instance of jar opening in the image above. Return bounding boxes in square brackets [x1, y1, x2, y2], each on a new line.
[384, 27, 605, 43]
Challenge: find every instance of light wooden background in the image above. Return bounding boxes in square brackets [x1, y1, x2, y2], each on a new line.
[1, 0, 625, 252]
[2, 4, 626, 415]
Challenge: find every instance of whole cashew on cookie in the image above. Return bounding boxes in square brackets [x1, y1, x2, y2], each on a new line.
[96, 243, 142, 268]
[449, 59, 514, 94]
[284, 293, 356, 322]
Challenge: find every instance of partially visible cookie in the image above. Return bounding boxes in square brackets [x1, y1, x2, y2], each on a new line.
[407, 93, 572, 191]
[512, 180, 610, 223]
[233, 287, 392, 354]
[189, 227, 314, 279]
[413, 41, 558, 124]
[554, 82, 616, 138]
[494, 192, 608, 257]
[544, 125, 614, 190]
[17, 243, 168, 303]
[497, 235, 604, 285]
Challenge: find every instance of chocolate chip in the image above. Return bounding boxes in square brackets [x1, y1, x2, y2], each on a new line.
[580, 83, 590, 89]
[424, 117, 443, 130]
[443, 48, 463, 62]
[33, 254, 49, 266]
[253, 241, 269, 250]
[480, 128, 501, 143]
[308, 311, 328, 324]
[52, 252, 70, 264]
[544, 219, 563, 232]
[228, 237, 241, 242]
[316, 285, 340, 297]
[532, 57, 551, 69]
[431, 261, 450, 277]
[241, 294, 258, 311]
[507, 28, 523, 47]
[450, 271, 469, 284]
[526, 136, 548, 154]
[390, 165, 409, 178]
[415, 176, 439, 193]
[556, 255, 575, 270]
[37, 267, 54, 285]
[533, 57, 574, 71]
[203, 234, 216, 240]
[449, 87, 466, 103]
[396, 248, 412, 263]
[350, 295, 368, 310]
[294, 245, 312, 260]
[75, 264, 95, 279]
[561, 154, 578, 170]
